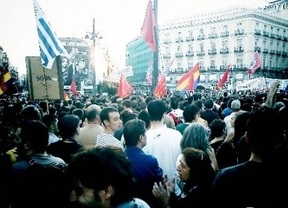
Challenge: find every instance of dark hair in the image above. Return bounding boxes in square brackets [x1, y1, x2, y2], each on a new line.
[58, 115, 79, 138]
[120, 111, 137, 125]
[147, 100, 167, 121]
[41, 114, 58, 129]
[123, 119, 146, 146]
[210, 119, 226, 138]
[21, 105, 41, 121]
[170, 97, 179, 110]
[67, 146, 135, 207]
[204, 99, 214, 109]
[183, 104, 198, 123]
[20, 120, 49, 153]
[100, 107, 118, 126]
[137, 110, 151, 129]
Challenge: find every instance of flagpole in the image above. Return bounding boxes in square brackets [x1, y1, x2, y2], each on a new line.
[41, 65, 50, 114]
[152, 0, 159, 92]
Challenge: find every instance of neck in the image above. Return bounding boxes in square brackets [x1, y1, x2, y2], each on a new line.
[150, 121, 164, 130]
[210, 136, 224, 144]
[104, 128, 115, 135]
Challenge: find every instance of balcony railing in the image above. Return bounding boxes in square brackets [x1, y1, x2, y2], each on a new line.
[254, 29, 261, 35]
[196, 50, 205, 56]
[208, 33, 218, 39]
[197, 34, 205, 40]
[220, 31, 229, 37]
[185, 52, 194, 57]
[263, 48, 269, 53]
[283, 36, 288, 41]
[163, 39, 172, 44]
[186, 36, 194, 42]
[199, 66, 206, 71]
[276, 35, 282, 40]
[220, 48, 229, 54]
[269, 50, 275, 55]
[220, 65, 226, 70]
[208, 66, 217, 71]
[282, 51, 288, 57]
[233, 65, 246, 71]
[270, 33, 276, 39]
[175, 68, 184, 73]
[234, 47, 244, 52]
[276, 51, 282, 56]
[175, 38, 184, 43]
[263, 31, 269, 37]
[234, 29, 244, 36]
[163, 53, 171, 59]
[254, 46, 261, 52]
[208, 49, 217, 55]
[175, 52, 183, 58]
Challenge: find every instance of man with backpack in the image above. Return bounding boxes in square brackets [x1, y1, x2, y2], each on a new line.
[6, 120, 70, 208]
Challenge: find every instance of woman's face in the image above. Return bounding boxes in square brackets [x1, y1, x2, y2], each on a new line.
[176, 154, 190, 182]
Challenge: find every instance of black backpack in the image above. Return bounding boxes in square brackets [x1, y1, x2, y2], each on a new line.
[12, 158, 71, 208]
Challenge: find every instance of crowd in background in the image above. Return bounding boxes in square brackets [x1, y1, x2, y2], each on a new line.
[0, 83, 288, 207]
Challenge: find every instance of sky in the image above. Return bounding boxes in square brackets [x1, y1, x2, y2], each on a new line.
[0, 0, 267, 75]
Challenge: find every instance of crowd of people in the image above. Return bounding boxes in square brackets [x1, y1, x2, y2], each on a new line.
[0, 81, 288, 207]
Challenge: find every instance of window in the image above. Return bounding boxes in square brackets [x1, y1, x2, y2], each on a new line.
[188, 44, 193, 52]
[165, 47, 170, 54]
[270, 41, 274, 49]
[222, 58, 227, 66]
[277, 28, 280, 35]
[177, 46, 182, 52]
[237, 22, 242, 28]
[187, 59, 193, 68]
[255, 22, 259, 29]
[276, 58, 279, 68]
[236, 56, 243, 67]
[223, 25, 228, 32]
[177, 60, 182, 68]
[263, 40, 267, 48]
[283, 44, 286, 51]
[188, 30, 193, 36]
[255, 38, 259, 46]
[210, 59, 215, 66]
[165, 33, 170, 39]
[211, 27, 216, 33]
[236, 39, 242, 47]
[200, 43, 204, 51]
[277, 43, 279, 51]
[264, 25, 267, 31]
[222, 40, 228, 48]
[199, 28, 204, 34]
[271, 27, 274, 33]
[210, 42, 216, 49]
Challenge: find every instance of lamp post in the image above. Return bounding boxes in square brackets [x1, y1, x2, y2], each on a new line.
[85, 18, 103, 95]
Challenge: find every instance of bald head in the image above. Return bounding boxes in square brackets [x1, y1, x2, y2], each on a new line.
[85, 104, 101, 122]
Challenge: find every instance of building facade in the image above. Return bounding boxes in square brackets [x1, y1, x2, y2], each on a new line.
[126, 5, 288, 91]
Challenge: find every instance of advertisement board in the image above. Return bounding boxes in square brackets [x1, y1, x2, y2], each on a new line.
[26, 56, 63, 100]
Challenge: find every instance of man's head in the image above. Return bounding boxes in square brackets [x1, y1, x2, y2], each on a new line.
[67, 146, 135, 207]
[170, 96, 179, 110]
[231, 99, 241, 112]
[85, 104, 101, 123]
[100, 107, 122, 132]
[17, 120, 49, 157]
[147, 100, 167, 122]
[41, 114, 59, 135]
[123, 119, 147, 148]
[58, 115, 80, 139]
[245, 107, 285, 160]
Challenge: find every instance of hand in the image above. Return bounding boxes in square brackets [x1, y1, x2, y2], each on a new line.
[153, 181, 170, 206]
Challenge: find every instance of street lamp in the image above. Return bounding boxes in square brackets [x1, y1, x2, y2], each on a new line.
[85, 18, 103, 95]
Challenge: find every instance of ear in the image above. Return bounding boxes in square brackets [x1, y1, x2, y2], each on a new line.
[100, 185, 113, 200]
[244, 132, 249, 143]
[103, 120, 109, 127]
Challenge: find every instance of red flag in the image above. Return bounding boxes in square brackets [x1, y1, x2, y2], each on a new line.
[117, 74, 133, 98]
[70, 76, 77, 96]
[153, 74, 166, 98]
[247, 51, 261, 74]
[141, 0, 156, 52]
[216, 65, 230, 91]
[176, 63, 200, 91]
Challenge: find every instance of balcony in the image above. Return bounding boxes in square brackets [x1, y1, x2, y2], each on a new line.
[269, 50, 275, 55]
[208, 33, 218, 39]
[163, 53, 171, 59]
[196, 50, 205, 56]
[208, 66, 217, 71]
[282, 51, 287, 57]
[175, 52, 183, 58]
[220, 65, 226, 70]
[175, 68, 184, 73]
[175, 38, 184, 43]
[234, 29, 244, 36]
[186, 51, 194, 57]
[263, 31, 269, 37]
[197, 34, 205, 40]
[220, 31, 229, 38]
[263, 48, 269, 53]
[199, 66, 206, 71]
[276, 34, 282, 40]
[208, 49, 217, 55]
[254, 29, 261, 35]
[276, 51, 282, 56]
[220, 48, 229, 54]
[283, 36, 288, 41]
[254, 46, 261, 52]
[234, 47, 244, 53]
[233, 65, 245, 71]
[270, 33, 276, 39]
[186, 36, 194, 42]
[163, 39, 172, 44]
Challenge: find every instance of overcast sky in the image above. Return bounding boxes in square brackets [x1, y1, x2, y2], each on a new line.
[0, 0, 267, 74]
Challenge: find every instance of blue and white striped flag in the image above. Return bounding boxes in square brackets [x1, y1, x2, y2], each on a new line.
[33, 0, 67, 69]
